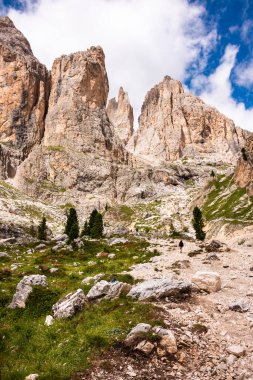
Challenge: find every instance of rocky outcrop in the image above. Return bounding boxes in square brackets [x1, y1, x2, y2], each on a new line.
[234, 135, 253, 194]
[127, 76, 248, 165]
[8, 274, 47, 308]
[52, 289, 87, 318]
[14, 46, 128, 204]
[107, 87, 134, 143]
[0, 17, 49, 179]
[191, 271, 221, 292]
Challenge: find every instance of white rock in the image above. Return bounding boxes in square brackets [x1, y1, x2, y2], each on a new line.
[159, 331, 177, 354]
[8, 275, 47, 309]
[52, 289, 86, 318]
[108, 253, 116, 259]
[135, 340, 154, 355]
[191, 271, 221, 292]
[45, 315, 54, 326]
[86, 280, 111, 300]
[49, 268, 58, 273]
[227, 345, 246, 357]
[109, 238, 128, 245]
[25, 374, 39, 380]
[127, 278, 192, 301]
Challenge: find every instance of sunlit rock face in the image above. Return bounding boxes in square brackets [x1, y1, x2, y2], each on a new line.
[127, 76, 248, 165]
[107, 87, 134, 144]
[0, 17, 49, 178]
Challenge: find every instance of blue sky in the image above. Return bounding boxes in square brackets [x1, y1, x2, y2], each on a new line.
[1, 0, 253, 130]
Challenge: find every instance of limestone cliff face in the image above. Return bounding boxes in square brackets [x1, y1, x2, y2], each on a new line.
[0, 17, 49, 178]
[107, 87, 134, 143]
[234, 135, 253, 194]
[14, 46, 128, 202]
[127, 76, 248, 164]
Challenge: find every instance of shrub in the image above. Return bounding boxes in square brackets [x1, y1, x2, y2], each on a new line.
[241, 147, 248, 161]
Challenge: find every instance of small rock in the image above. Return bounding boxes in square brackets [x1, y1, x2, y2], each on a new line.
[124, 323, 151, 347]
[229, 300, 250, 313]
[36, 244, 46, 250]
[159, 332, 177, 354]
[87, 280, 111, 300]
[25, 375, 39, 380]
[0, 252, 10, 258]
[227, 345, 246, 357]
[45, 315, 54, 326]
[227, 354, 237, 365]
[108, 253, 116, 259]
[192, 271, 221, 292]
[109, 237, 128, 246]
[96, 251, 108, 258]
[49, 268, 58, 274]
[135, 340, 154, 355]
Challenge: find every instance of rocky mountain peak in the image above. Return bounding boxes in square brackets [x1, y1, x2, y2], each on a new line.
[127, 75, 247, 165]
[107, 87, 134, 143]
[0, 16, 49, 178]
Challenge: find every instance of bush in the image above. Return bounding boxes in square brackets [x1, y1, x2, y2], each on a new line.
[241, 147, 248, 161]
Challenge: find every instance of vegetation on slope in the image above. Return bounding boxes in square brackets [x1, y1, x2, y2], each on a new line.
[0, 238, 160, 379]
[202, 175, 253, 224]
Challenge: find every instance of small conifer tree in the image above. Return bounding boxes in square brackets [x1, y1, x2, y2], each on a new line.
[81, 221, 89, 237]
[68, 221, 79, 243]
[90, 212, 103, 238]
[38, 217, 47, 240]
[241, 147, 248, 161]
[65, 208, 78, 235]
[192, 206, 206, 241]
[210, 170, 215, 178]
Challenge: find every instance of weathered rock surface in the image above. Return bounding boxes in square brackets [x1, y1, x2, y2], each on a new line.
[107, 87, 134, 143]
[127, 278, 192, 301]
[87, 280, 131, 300]
[0, 17, 49, 179]
[227, 345, 246, 357]
[14, 45, 128, 205]
[127, 76, 248, 165]
[192, 271, 221, 292]
[235, 134, 253, 194]
[8, 274, 47, 308]
[52, 289, 87, 318]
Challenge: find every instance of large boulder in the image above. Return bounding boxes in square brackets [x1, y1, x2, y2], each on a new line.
[192, 271, 221, 292]
[8, 275, 47, 309]
[127, 278, 191, 301]
[52, 289, 87, 318]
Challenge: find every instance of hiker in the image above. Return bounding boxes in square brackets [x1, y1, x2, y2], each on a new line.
[179, 240, 184, 253]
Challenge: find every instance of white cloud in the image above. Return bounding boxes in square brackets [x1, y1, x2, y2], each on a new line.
[191, 44, 253, 131]
[235, 59, 253, 88]
[7, 0, 216, 123]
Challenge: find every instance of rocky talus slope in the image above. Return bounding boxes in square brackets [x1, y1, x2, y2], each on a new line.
[0, 17, 49, 179]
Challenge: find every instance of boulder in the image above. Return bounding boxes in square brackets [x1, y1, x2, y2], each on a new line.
[52, 289, 87, 318]
[127, 278, 192, 301]
[124, 323, 152, 347]
[227, 345, 246, 357]
[191, 271, 221, 292]
[86, 280, 111, 300]
[229, 300, 250, 313]
[87, 280, 131, 300]
[8, 275, 47, 309]
[109, 238, 129, 246]
[159, 333, 177, 354]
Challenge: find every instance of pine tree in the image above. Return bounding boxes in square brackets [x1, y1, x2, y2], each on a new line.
[210, 170, 215, 178]
[241, 147, 248, 161]
[81, 221, 89, 237]
[38, 217, 47, 240]
[68, 222, 79, 243]
[87, 209, 98, 235]
[192, 206, 206, 241]
[90, 212, 103, 238]
[65, 208, 78, 236]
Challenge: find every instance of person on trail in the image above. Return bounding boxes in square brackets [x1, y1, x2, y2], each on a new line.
[179, 240, 184, 253]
